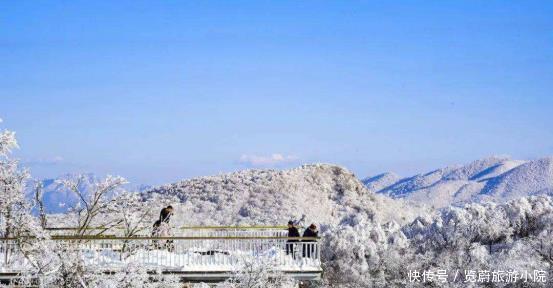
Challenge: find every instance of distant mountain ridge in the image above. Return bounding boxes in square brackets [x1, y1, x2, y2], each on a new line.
[38, 156, 553, 215]
[361, 172, 401, 193]
[363, 156, 553, 208]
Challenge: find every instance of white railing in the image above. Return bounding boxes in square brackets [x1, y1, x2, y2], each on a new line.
[0, 236, 321, 274]
[46, 227, 290, 238]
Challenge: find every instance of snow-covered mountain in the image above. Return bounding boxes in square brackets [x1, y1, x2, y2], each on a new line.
[480, 157, 553, 199]
[145, 164, 427, 227]
[361, 172, 401, 193]
[365, 156, 553, 208]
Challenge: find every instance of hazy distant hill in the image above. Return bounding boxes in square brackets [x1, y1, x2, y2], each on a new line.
[29, 173, 98, 213]
[364, 156, 553, 208]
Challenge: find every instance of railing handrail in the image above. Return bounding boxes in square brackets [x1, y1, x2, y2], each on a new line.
[0, 236, 320, 241]
[44, 225, 289, 231]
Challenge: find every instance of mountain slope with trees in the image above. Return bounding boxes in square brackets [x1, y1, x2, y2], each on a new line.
[145, 164, 426, 227]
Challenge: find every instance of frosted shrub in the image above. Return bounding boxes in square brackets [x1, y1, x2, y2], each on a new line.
[89, 264, 181, 288]
[218, 257, 296, 288]
[402, 196, 553, 287]
[321, 216, 410, 287]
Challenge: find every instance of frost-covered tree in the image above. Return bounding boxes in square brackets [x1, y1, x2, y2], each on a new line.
[86, 264, 181, 288]
[318, 195, 553, 287]
[0, 119, 30, 240]
[0, 119, 58, 287]
[33, 180, 48, 228]
[322, 213, 410, 287]
[111, 190, 156, 237]
[0, 119, 46, 264]
[217, 257, 297, 288]
[56, 174, 128, 236]
[0, 119, 179, 288]
[395, 196, 553, 287]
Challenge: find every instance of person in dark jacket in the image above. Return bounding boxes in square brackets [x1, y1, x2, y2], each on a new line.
[152, 205, 175, 250]
[152, 206, 174, 233]
[160, 205, 174, 223]
[286, 221, 300, 258]
[302, 223, 318, 258]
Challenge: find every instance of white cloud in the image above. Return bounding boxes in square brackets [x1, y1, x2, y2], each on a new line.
[239, 153, 298, 166]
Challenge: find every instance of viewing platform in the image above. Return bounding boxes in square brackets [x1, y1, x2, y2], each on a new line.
[0, 226, 322, 284]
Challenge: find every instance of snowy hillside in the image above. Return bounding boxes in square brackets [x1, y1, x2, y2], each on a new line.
[366, 156, 553, 208]
[361, 172, 401, 193]
[145, 164, 427, 227]
[480, 157, 553, 199]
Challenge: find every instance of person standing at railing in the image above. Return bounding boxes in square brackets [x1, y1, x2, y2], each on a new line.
[152, 205, 174, 251]
[152, 205, 174, 233]
[302, 223, 318, 258]
[286, 220, 300, 258]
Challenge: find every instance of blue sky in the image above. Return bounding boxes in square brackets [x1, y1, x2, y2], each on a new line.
[1, 1, 552, 185]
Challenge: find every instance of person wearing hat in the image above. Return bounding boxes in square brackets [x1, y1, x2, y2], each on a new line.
[302, 223, 318, 258]
[286, 220, 300, 257]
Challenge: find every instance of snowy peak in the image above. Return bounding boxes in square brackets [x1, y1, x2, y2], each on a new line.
[366, 156, 550, 208]
[378, 166, 458, 198]
[480, 157, 553, 199]
[362, 172, 401, 193]
[442, 156, 513, 181]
